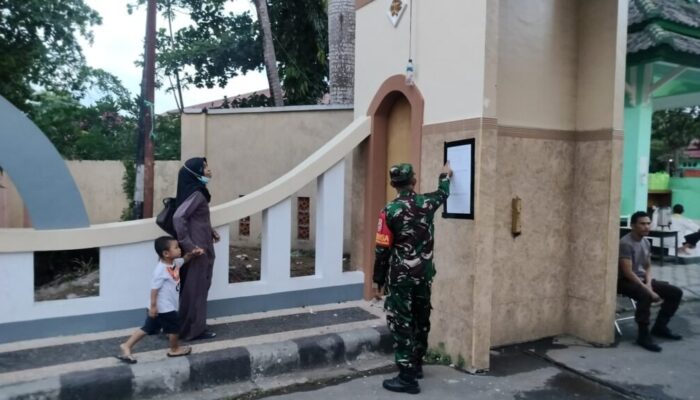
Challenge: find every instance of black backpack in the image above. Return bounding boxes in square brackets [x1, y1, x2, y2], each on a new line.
[156, 197, 178, 237]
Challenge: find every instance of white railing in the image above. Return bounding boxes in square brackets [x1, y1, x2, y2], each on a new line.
[0, 117, 370, 330]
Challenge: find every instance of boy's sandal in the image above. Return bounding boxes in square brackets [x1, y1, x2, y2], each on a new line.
[167, 346, 192, 357]
[116, 355, 137, 364]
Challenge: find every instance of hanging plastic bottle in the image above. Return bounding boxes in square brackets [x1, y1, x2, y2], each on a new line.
[405, 59, 415, 86]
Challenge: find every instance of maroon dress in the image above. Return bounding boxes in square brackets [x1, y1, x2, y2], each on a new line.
[173, 191, 216, 340]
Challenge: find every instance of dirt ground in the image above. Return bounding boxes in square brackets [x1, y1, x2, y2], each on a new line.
[34, 269, 99, 302]
[229, 246, 352, 283]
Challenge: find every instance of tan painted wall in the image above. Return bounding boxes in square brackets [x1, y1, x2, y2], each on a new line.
[489, 0, 626, 347]
[0, 173, 25, 228]
[575, 0, 628, 131]
[421, 128, 480, 369]
[355, 0, 488, 124]
[0, 161, 180, 227]
[490, 0, 627, 347]
[182, 107, 355, 250]
[566, 0, 627, 343]
[497, 0, 578, 130]
[491, 137, 573, 346]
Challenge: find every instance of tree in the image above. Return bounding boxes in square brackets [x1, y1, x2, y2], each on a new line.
[0, 0, 101, 111]
[26, 66, 138, 160]
[253, 0, 283, 106]
[149, 0, 328, 106]
[270, 0, 328, 105]
[328, 0, 354, 104]
[650, 107, 700, 173]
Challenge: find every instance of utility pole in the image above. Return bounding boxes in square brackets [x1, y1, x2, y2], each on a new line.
[133, 0, 157, 219]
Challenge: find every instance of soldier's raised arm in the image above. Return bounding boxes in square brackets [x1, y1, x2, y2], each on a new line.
[424, 162, 452, 207]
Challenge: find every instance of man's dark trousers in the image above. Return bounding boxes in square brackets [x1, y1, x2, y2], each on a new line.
[617, 278, 683, 326]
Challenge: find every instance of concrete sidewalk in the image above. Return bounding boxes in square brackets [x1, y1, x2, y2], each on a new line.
[0, 301, 392, 400]
[652, 261, 700, 301]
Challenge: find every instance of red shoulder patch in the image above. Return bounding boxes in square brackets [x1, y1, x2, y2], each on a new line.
[375, 211, 393, 247]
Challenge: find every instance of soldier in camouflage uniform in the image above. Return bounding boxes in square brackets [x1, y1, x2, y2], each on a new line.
[373, 162, 451, 394]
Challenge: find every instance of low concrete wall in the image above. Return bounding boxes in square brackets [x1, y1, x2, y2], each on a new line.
[0, 161, 180, 227]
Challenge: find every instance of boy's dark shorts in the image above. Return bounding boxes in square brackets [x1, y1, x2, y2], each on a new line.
[140, 310, 180, 335]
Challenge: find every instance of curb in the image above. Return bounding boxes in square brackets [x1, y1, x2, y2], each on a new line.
[0, 326, 392, 400]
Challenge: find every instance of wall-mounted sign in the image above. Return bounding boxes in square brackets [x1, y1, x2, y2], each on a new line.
[443, 139, 475, 219]
[387, 0, 409, 27]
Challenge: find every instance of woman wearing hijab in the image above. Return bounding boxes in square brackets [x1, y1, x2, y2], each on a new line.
[173, 157, 220, 340]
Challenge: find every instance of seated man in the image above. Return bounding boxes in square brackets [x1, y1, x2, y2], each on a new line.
[671, 204, 700, 255]
[618, 211, 683, 352]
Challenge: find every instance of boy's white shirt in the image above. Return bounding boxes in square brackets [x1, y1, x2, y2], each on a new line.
[149, 258, 183, 313]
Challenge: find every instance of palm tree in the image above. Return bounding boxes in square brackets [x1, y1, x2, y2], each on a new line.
[253, 0, 284, 107]
[328, 0, 355, 104]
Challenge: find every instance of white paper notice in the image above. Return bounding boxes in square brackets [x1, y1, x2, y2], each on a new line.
[445, 144, 472, 215]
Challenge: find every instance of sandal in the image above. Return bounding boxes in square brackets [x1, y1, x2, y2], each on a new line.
[167, 346, 192, 357]
[116, 354, 137, 364]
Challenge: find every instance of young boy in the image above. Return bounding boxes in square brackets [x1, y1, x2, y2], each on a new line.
[117, 236, 203, 363]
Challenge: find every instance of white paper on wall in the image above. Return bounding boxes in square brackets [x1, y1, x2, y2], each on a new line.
[445, 143, 473, 215]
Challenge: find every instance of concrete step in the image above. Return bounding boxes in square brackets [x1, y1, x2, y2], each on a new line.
[0, 301, 391, 400]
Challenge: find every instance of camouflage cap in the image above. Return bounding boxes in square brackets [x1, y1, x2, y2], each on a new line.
[389, 163, 414, 184]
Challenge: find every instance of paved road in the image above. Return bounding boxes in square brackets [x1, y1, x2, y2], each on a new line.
[263, 300, 700, 400]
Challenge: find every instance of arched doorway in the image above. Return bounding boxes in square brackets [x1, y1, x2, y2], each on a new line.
[361, 75, 424, 298]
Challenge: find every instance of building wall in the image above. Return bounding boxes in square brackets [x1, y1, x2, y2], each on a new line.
[491, 136, 573, 345]
[497, 0, 578, 130]
[355, 0, 627, 369]
[671, 177, 700, 220]
[420, 124, 480, 368]
[355, 0, 488, 124]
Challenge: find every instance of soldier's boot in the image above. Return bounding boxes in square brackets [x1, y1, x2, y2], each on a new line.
[651, 314, 682, 340]
[637, 324, 662, 352]
[416, 362, 423, 379]
[382, 366, 420, 394]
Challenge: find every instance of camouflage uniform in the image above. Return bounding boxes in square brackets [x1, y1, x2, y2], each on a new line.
[373, 163, 450, 374]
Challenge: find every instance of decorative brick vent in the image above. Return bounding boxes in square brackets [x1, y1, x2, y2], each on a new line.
[239, 195, 250, 237]
[297, 197, 310, 240]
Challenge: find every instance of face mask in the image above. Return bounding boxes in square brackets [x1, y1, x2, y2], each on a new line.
[184, 164, 209, 184]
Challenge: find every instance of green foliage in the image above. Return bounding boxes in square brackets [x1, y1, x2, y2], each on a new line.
[456, 354, 466, 370]
[650, 107, 700, 173]
[424, 342, 453, 366]
[28, 88, 137, 160]
[270, 0, 328, 105]
[121, 114, 180, 221]
[133, 0, 328, 106]
[154, 114, 182, 160]
[225, 93, 272, 108]
[121, 160, 137, 221]
[0, 0, 101, 111]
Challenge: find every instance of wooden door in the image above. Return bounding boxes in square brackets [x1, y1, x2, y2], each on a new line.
[385, 96, 412, 203]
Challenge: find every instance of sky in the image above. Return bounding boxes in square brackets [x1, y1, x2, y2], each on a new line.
[79, 0, 268, 113]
